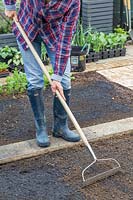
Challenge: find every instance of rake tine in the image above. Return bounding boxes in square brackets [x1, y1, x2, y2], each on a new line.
[83, 166, 121, 187]
[82, 158, 121, 187]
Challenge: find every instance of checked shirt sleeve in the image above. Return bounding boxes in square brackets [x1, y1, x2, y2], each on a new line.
[51, 0, 80, 82]
[3, 0, 16, 11]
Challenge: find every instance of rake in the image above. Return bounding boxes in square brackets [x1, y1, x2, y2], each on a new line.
[14, 19, 121, 186]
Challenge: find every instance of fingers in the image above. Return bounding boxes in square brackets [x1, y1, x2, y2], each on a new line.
[51, 81, 66, 100]
[5, 10, 18, 21]
[57, 86, 66, 101]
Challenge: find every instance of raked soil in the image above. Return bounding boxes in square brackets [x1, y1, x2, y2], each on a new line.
[0, 133, 132, 200]
[0, 71, 133, 146]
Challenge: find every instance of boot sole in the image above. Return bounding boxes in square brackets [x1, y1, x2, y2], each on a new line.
[53, 133, 80, 142]
[37, 141, 50, 148]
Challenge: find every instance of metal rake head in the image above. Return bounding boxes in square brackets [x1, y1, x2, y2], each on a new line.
[82, 158, 121, 187]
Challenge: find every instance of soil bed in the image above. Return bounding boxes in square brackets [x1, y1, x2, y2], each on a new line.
[0, 133, 132, 200]
[0, 71, 133, 146]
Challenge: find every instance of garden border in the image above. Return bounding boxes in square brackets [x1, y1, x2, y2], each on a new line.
[0, 117, 132, 165]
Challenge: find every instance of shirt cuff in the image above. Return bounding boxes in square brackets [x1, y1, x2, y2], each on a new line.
[4, 4, 16, 11]
[51, 74, 63, 82]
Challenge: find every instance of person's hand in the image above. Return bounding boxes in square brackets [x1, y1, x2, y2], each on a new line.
[5, 10, 18, 21]
[51, 80, 66, 100]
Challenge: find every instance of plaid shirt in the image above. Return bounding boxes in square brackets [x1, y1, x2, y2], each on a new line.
[3, 0, 80, 80]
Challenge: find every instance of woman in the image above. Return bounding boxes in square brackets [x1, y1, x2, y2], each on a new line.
[3, 0, 80, 147]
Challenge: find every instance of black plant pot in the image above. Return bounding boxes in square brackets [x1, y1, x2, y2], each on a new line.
[99, 51, 103, 60]
[89, 51, 99, 62]
[93, 53, 99, 62]
[108, 49, 115, 58]
[71, 46, 86, 72]
[102, 50, 108, 59]
[86, 54, 93, 63]
[114, 49, 121, 57]
[120, 48, 126, 56]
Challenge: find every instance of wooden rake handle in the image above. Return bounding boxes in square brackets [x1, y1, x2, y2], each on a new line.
[123, 0, 127, 6]
[127, 0, 131, 10]
[14, 19, 97, 159]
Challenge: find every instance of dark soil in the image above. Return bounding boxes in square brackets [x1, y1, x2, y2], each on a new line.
[0, 71, 133, 146]
[0, 133, 132, 200]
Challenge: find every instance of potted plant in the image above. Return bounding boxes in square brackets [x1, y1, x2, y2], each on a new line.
[93, 32, 108, 59]
[71, 21, 88, 71]
[89, 31, 101, 62]
[118, 33, 128, 56]
[106, 33, 115, 58]
[0, 62, 9, 78]
[114, 27, 128, 56]
[98, 32, 108, 59]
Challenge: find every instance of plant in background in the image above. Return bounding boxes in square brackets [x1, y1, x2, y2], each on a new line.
[5, 68, 27, 94]
[43, 68, 53, 87]
[114, 26, 128, 35]
[0, 46, 24, 71]
[106, 33, 115, 50]
[0, 68, 55, 95]
[0, 62, 8, 72]
[0, 13, 12, 34]
[0, 46, 15, 60]
[90, 32, 103, 53]
[117, 33, 128, 48]
[70, 73, 75, 81]
[97, 32, 107, 52]
[109, 33, 120, 49]
[72, 21, 85, 47]
[72, 21, 91, 52]
[8, 51, 23, 67]
[41, 43, 49, 65]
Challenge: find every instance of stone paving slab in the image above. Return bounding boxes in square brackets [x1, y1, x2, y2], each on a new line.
[0, 117, 132, 165]
[97, 65, 133, 90]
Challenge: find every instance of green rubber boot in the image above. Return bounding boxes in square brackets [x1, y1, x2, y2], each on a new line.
[28, 88, 50, 147]
[53, 89, 80, 142]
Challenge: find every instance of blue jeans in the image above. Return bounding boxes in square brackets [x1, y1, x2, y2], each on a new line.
[17, 35, 71, 90]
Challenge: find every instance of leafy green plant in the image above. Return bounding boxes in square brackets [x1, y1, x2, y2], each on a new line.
[5, 68, 27, 94]
[0, 62, 8, 72]
[106, 33, 114, 49]
[72, 21, 85, 46]
[117, 33, 128, 48]
[89, 32, 103, 52]
[41, 43, 47, 60]
[0, 46, 24, 71]
[98, 32, 108, 51]
[72, 21, 93, 53]
[43, 68, 53, 87]
[114, 26, 128, 35]
[0, 14, 12, 34]
[70, 73, 75, 81]
[8, 51, 23, 66]
[0, 46, 16, 59]
[106, 32, 128, 49]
